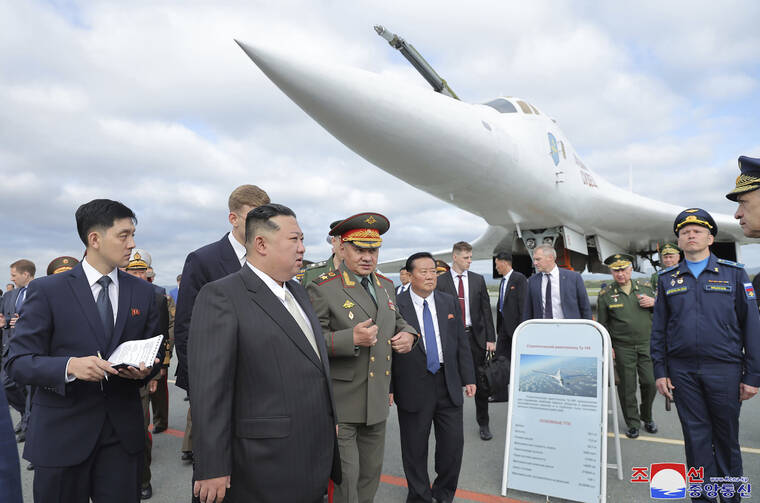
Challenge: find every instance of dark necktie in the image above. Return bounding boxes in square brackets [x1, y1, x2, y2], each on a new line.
[499, 278, 506, 312]
[361, 277, 377, 309]
[14, 286, 26, 313]
[544, 273, 553, 319]
[96, 276, 114, 345]
[423, 300, 440, 374]
[457, 275, 466, 327]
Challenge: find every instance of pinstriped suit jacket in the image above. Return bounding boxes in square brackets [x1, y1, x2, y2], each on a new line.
[189, 265, 340, 502]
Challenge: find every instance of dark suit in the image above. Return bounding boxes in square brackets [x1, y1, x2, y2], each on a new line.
[393, 289, 475, 503]
[523, 268, 592, 321]
[1, 288, 27, 421]
[436, 270, 495, 426]
[495, 270, 528, 359]
[5, 263, 161, 502]
[0, 384, 22, 503]
[189, 266, 340, 502]
[174, 233, 241, 392]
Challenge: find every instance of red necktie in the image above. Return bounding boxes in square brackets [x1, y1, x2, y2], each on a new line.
[457, 274, 466, 327]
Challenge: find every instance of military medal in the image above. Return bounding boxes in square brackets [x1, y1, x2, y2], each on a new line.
[348, 311, 354, 320]
[671, 279, 675, 286]
[343, 300, 355, 309]
[677, 278, 683, 284]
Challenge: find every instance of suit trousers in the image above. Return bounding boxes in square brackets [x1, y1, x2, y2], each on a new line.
[333, 420, 386, 503]
[670, 362, 743, 503]
[182, 406, 192, 453]
[397, 369, 464, 503]
[150, 373, 169, 430]
[33, 416, 142, 503]
[1, 368, 26, 421]
[140, 387, 152, 489]
[468, 330, 489, 426]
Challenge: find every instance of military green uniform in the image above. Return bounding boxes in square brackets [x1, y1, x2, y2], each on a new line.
[298, 254, 337, 285]
[307, 264, 416, 503]
[597, 280, 657, 430]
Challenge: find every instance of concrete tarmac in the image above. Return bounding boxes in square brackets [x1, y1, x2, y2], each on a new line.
[10, 357, 758, 502]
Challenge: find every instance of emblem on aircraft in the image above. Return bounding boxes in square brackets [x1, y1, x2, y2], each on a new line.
[548, 133, 560, 166]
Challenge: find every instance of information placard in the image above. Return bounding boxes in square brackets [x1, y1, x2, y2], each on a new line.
[501, 320, 610, 503]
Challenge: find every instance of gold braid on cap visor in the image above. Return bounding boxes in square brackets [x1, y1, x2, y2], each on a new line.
[675, 215, 713, 232]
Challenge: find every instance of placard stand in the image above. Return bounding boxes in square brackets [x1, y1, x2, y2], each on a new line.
[500, 320, 623, 503]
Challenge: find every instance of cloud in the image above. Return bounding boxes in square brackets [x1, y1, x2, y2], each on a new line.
[1, 0, 759, 285]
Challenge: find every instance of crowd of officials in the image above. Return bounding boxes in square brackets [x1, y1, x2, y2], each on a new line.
[0, 155, 759, 503]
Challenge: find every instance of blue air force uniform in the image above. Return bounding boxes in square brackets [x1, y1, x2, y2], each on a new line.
[651, 209, 760, 502]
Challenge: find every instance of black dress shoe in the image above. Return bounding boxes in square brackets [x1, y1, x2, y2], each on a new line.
[16, 431, 25, 443]
[644, 421, 658, 434]
[479, 425, 493, 441]
[181, 451, 193, 463]
[152, 425, 167, 434]
[141, 483, 152, 499]
[625, 427, 639, 439]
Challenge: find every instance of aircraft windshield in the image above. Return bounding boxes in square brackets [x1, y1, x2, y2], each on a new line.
[483, 98, 517, 113]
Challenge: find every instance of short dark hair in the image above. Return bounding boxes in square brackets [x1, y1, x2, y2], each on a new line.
[176, 274, 182, 282]
[75, 199, 136, 246]
[399, 266, 407, 272]
[245, 203, 296, 242]
[10, 259, 35, 277]
[494, 251, 513, 262]
[405, 252, 435, 273]
[453, 241, 472, 254]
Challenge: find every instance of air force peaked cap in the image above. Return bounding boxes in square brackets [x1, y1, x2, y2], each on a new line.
[674, 208, 717, 236]
[726, 156, 760, 201]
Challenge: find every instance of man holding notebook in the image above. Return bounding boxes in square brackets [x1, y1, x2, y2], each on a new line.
[5, 199, 162, 503]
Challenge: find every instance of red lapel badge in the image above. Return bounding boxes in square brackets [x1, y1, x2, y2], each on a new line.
[131, 308, 140, 317]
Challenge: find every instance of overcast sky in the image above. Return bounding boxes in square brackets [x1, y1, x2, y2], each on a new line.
[1, 0, 759, 285]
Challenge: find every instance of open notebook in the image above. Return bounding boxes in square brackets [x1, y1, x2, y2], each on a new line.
[108, 334, 164, 369]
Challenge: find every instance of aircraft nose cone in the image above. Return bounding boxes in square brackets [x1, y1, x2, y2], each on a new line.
[236, 40, 504, 190]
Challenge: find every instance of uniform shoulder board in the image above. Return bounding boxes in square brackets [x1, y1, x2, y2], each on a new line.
[598, 289, 606, 296]
[375, 272, 392, 283]
[658, 264, 679, 275]
[716, 258, 744, 268]
[313, 274, 340, 286]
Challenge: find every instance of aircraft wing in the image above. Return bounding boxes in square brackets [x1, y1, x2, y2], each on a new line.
[377, 224, 510, 275]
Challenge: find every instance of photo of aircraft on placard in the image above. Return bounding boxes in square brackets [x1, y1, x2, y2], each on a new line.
[236, 26, 748, 278]
[533, 369, 584, 389]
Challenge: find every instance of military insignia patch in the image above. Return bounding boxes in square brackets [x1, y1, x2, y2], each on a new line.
[665, 286, 688, 296]
[671, 279, 675, 286]
[343, 300, 355, 309]
[365, 215, 377, 225]
[328, 271, 336, 277]
[744, 283, 755, 299]
[705, 284, 732, 293]
[348, 311, 354, 320]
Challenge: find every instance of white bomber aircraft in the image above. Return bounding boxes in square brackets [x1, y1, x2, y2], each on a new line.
[236, 27, 746, 277]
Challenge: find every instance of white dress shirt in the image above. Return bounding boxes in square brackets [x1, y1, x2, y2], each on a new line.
[409, 289, 444, 363]
[228, 232, 247, 266]
[67, 258, 120, 382]
[450, 269, 472, 327]
[81, 257, 119, 322]
[541, 265, 564, 319]
[396, 283, 410, 295]
[246, 262, 312, 333]
[499, 270, 513, 312]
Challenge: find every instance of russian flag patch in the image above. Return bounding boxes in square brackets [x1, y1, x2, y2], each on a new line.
[744, 283, 755, 299]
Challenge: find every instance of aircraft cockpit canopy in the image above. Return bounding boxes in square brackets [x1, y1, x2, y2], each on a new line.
[483, 97, 540, 115]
